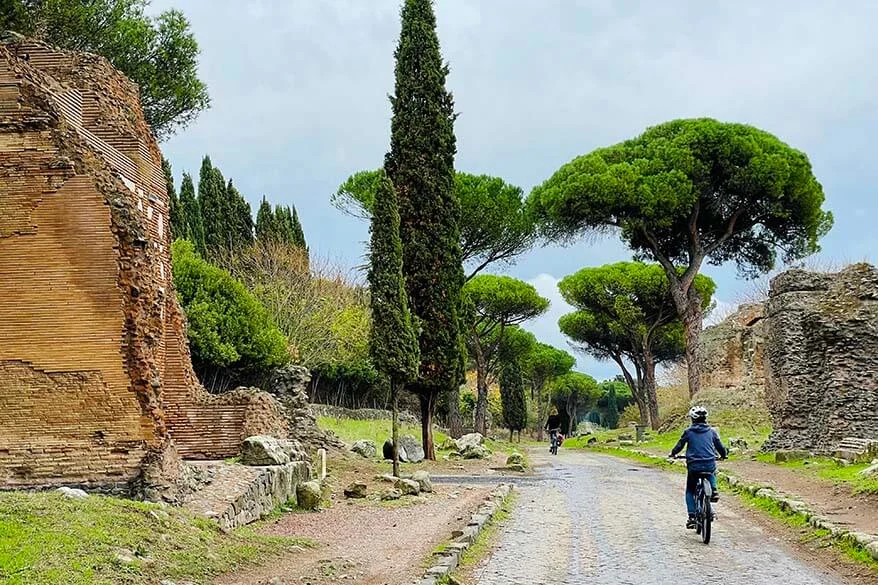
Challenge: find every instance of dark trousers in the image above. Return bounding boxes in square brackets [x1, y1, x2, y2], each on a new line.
[685, 469, 717, 515]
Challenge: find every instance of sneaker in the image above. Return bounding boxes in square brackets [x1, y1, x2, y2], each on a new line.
[686, 517, 696, 529]
[711, 493, 719, 502]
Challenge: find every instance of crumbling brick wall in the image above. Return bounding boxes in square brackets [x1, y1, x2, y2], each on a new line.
[0, 34, 285, 489]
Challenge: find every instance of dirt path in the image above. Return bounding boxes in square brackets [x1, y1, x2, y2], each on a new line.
[214, 483, 491, 585]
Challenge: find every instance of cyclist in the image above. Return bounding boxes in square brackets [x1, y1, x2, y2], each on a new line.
[545, 407, 562, 452]
[669, 406, 728, 529]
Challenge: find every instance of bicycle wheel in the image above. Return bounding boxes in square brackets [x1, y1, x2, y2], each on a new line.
[701, 480, 712, 544]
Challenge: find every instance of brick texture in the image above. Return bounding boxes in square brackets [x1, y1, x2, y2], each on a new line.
[0, 35, 285, 489]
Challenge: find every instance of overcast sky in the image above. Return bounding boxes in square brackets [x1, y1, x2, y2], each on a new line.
[153, 1, 878, 380]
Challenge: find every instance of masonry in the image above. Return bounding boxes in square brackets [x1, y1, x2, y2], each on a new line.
[763, 263, 878, 452]
[0, 34, 286, 490]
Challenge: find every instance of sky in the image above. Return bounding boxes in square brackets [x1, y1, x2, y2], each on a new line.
[152, 0, 878, 380]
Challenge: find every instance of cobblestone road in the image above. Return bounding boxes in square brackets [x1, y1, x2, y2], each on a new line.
[473, 450, 845, 585]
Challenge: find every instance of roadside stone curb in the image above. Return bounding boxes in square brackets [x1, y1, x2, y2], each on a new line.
[626, 448, 878, 561]
[415, 483, 513, 585]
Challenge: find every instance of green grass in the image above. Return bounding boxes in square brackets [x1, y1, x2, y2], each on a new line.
[565, 422, 772, 462]
[753, 454, 878, 495]
[318, 416, 449, 450]
[0, 491, 312, 585]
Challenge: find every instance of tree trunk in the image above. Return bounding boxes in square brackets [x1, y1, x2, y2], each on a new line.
[447, 385, 463, 438]
[419, 391, 436, 460]
[535, 381, 545, 441]
[670, 283, 705, 398]
[473, 339, 489, 435]
[613, 354, 648, 426]
[641, 346, 661, 430]
[391, 382, 400, 478]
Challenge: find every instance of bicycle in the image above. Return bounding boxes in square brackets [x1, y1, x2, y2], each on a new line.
[548, 428, 561, 455]
[672, 456, 715, 544]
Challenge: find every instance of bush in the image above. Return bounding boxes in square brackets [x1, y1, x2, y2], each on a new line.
[171, 240, 289, 386]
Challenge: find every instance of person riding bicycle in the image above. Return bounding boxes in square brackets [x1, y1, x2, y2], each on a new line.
[545, 407, 562, 451]
[669, 406, 728, 529]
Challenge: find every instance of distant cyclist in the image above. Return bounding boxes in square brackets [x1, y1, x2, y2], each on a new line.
[669, 406, 728, 529]
[545, 407, 562, 452]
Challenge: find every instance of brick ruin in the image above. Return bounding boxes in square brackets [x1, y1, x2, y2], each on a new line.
[0, 34, 286, 491]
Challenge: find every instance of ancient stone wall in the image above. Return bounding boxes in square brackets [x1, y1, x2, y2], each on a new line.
[763, 264, 878, 452]
[0, 35, 285, 490]
[699, 303, 767, 392]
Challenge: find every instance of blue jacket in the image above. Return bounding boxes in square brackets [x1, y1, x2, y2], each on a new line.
[670, 423, 728, 472]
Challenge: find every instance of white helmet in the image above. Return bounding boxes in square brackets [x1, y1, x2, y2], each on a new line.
[688, 405, 708, 422]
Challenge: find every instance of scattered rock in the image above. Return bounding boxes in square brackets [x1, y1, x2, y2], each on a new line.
[395, 478, 420, 496]
[729, 437, 749, 451]
[619, 440, 635, 447]
[506, 463, 527, 473]
[586, 437, 597, 445]
[412, 470, 433, 493]
[383, 439, 408, 462]
[297, 480, 322, 510]
[398, 435, 425, 463]
[774, 449, 810, 463]
[859, 462, 878, 477]
[376, 473, 398, 483]
[381, 488, 402, 501]
[438, 438, 458, 451]
[344, 482, 368, 499]
[57, 486, 88, 499]
[115, 549, 137, 565]
[618, 434, 634, 441]
[241, 435, 306, 466]
[455, 433, 484, 452]
[460, 444, 491, 460]
[505, 452, 525, 467]
[350, 439, 377, 459]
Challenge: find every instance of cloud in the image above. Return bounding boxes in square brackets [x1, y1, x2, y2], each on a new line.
[147, 0, 878, 325]
[521, 273, 620, 381]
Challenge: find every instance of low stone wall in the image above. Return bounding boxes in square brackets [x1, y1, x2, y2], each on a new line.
[312, 404, 419, 425]
[183, 460, 310, 531]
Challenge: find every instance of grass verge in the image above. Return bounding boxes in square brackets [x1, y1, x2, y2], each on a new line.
[0, 491, 312, 585]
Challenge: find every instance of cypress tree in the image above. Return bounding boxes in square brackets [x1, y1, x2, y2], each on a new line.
[178, 172, 205, 253]
[368, 175, 419, 477]
[162, 157, 184, 241]
[499, 360, 528, 441]
[604, 386, 620, 429]
[226, 179, 254, 249]
[291, 205, 307, 249]
[384, 0, 463, 459]
[198, 156, 223, 253]
[256, 196, 276, 242]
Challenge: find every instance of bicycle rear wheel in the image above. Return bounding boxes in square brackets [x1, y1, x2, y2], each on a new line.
[701, 480, 712, 544]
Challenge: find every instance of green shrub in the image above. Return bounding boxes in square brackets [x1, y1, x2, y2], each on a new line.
[172, 239, 289, 379]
